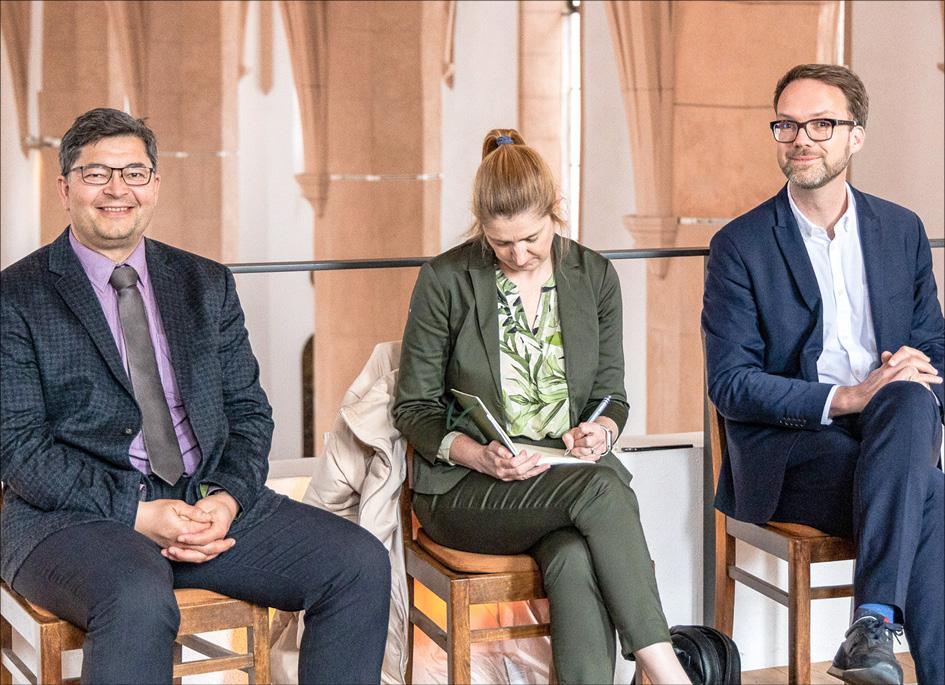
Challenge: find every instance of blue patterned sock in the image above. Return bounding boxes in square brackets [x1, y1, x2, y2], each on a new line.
[856, 603, 895, 623]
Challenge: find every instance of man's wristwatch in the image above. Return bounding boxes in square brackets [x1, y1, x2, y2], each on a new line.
[600, 425, 613, 454]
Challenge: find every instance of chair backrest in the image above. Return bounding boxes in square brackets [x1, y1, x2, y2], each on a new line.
[701, 330, 726, 498]
[706, 400, 727, 499]
[399, 445, 418, 550]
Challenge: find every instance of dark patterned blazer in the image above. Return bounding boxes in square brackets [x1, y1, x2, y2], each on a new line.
[0, 228, 281, 583]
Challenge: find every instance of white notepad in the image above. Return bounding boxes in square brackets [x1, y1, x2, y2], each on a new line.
[450, 389, 592, 466]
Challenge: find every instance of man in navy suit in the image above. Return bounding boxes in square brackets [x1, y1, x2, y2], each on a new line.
[703, 65, 943, 685]
[0, 109, 390, 683]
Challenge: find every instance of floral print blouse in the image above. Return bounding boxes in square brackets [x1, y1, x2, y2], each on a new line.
[496, 269, 571, 440]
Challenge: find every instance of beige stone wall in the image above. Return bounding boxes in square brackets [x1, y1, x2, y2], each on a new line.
[626, 0, 840, 433]
[34, 1, 240, 262]
[849, 0, 945, 314]
[38, 1, 114, 246]
[519, 0, 563, 183]
[311, 1, 445, 438]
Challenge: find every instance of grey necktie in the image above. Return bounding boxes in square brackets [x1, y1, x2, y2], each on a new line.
[110, 265, 184, 485]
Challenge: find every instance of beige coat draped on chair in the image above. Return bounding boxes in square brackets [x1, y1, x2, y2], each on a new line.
[270, 340, 409, 685]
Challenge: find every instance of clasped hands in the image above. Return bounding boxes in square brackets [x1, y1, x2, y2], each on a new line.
[133, 491, 240, 564]
[830, 345, 942, 417]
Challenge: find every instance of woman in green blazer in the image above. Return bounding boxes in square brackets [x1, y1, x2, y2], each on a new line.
[393, 129, 688, 684]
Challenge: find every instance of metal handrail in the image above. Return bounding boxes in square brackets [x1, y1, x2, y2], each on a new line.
[227, 240, 943, 273]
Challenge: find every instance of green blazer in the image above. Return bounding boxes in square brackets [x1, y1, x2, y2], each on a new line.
[393, 235, 630, 495]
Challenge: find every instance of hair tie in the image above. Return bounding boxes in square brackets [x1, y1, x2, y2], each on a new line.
[496, 135, 514, 146]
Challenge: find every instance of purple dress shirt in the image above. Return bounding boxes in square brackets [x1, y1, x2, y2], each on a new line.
[70, 230, 202, 476]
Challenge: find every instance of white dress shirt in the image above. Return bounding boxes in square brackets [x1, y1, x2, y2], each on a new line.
[788, 184, 879, 424]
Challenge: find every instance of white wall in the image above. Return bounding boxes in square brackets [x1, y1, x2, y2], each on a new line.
[440, 0, 519, 250]
[0, 1, 42, 269]
[235, 2, 315, 460]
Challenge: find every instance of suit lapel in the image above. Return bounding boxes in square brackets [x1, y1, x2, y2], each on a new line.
[146, 240, 194, 405]
[48, 230, 135, 396]
[853, 189, 887, 355]
[772, 187, 824, 380]
[554, 244, 595, 426]
[468, 246, 503, 404]
[773, 188, 820, 312]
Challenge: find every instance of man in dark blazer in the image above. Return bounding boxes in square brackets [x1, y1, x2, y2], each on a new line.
[703, 65, 943, 685]
[0, 108, 390, 684]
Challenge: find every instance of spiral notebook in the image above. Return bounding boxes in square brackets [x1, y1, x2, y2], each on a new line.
[450, 389, 591, 466]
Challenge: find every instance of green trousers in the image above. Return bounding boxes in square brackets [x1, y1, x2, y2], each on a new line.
[413, 454, 671, 685]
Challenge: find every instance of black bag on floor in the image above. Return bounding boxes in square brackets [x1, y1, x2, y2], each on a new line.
[670, 624, 741, 684]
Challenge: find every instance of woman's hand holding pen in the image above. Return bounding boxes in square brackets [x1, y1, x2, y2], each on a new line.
[562, 418, 616, 461]
[449, 434, 550, 481]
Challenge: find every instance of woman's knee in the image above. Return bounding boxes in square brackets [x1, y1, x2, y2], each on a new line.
[573, 466, 639, 520]
[532, 528, 594, 590]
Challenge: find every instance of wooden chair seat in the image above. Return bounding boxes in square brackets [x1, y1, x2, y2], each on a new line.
[708, 400, 857, 684]
[1, 581, 271, 684]
[416, 529, 540, 574]
[767, 521, 839, 538]
[402, 446, 553, 684]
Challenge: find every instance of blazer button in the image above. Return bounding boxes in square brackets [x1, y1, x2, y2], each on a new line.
[123, 427, 133, 435]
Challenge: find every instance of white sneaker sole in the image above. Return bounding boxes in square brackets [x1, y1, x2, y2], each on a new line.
[827, 663, 903, 685]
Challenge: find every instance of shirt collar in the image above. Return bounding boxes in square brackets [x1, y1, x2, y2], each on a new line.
[788, 183, 857, 240]
[69, 229, 149, 293]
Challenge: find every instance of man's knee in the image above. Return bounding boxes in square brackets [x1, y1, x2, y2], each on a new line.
[868, 381, 940, 423]
[332, 526, 391, 597]
[88, 573, 179, 639]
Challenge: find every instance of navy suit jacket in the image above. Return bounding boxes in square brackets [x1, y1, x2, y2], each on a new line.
[702, 185, 945, 524]
[0, 229, 281, 582]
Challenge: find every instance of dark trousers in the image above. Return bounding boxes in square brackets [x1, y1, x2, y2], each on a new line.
[12, 487, 391, 685]
[772, 381, 944, 685]
[414, 454, 670, 685]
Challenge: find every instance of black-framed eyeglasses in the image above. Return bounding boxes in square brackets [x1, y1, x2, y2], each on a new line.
[68, 164, 155, 186]
[769, 118, 859, 143]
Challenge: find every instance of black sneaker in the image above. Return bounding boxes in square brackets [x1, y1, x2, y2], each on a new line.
[827, 614, 904, 685]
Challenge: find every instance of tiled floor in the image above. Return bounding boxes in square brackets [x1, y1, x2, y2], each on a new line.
[742, 652, 915, 684]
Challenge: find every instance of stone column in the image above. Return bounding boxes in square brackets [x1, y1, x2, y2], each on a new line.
[519, 0, 564, 183]
[38, 1, 114, 245]
[38, 1, 241, 262]
[622, 0, 839, 433]
[300, 1, 445, 438]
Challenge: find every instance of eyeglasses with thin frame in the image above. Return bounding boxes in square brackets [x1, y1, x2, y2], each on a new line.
[68, 164, 155, 186]
[769, 118, 859, 143]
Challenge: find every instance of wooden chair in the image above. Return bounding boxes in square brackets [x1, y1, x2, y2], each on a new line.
[0, 581, 270, 684]
[708, 400, 856, 684]
[400, 446, 553, 684]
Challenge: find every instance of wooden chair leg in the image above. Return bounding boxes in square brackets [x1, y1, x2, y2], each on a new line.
[405, 576, 415, 685]
[38, 622, 64, 684]
[1, 612, 11, 685]
[787, 542, 812, 685]
[250, 605, 271, 684]
[714, 513, 736, 635]
[447, 580, 471, 684]
[172, 641, 183, 685]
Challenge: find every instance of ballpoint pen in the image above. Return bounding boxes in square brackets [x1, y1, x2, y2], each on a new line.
[564, 395, 612, 457]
